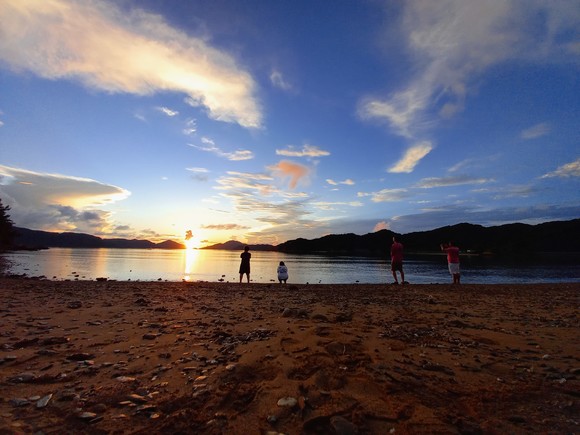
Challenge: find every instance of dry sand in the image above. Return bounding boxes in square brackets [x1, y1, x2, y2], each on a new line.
[0, 278, 578, 434]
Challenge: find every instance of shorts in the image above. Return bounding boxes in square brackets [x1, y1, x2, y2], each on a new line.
[448, 263, 460, 275]
[391, 261, 403, 272]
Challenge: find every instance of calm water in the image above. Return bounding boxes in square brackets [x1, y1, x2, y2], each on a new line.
[2, 248, 579, 284]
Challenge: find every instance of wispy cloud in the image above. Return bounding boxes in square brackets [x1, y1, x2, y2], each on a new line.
[358, 188, 410, 203]
[541, 158, 580, 178]
[270, 69, 293, 91]
[521, 122, 551, 139]
[415, 175, 493, 188]
[326, 178, 355, 186]
[276, 144, 330, 158]
[186, 167, 210, 182]
[201, 223, 250, 231]
[268, 160, 311, 189]
[359, 1, 578, 172]
[389, 141, 433, 173]
[363, 2, 577, 135]
[0, 165, 130, 232]
[189, 138, 254, 161]
[312, 200, 363, 210]
[156, 106, 179, 117]
[0, 0, 262, 128]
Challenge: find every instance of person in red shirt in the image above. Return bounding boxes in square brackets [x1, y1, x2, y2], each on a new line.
[441, 241, 460, 284]
[390, 236, 405, 285]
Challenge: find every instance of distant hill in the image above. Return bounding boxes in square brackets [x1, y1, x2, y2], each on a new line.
[12, 227, 185, 250]
[205, 218, 580, 256]
[277, 219, 580, 256]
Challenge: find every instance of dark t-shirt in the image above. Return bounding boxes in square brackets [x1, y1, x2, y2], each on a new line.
[239, 251, 251, 273]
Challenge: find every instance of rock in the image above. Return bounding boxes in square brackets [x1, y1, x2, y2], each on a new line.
[10, 398, 29, 407]
[143, 333, 158, 340]
[36, 394, 53, 408]
[9, 372, 36, 383]
[78, 412, 97, 420]
[67, 301, 82, 309]
[40, 336, 69, 346]
[277, 397, 297, 407]
[330, 416, 358, 435]
[66, 353, 95, 361]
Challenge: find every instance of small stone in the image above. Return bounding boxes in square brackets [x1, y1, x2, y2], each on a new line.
[78, 412, 97, 420]
[9, 372, 36, 383]
[277, 397, 297, 407]
[143, 333, 158, 340]
[10, 398, 29, 407]
[67, 353, 95, 361]
[116, 376, 136, 382]
[67, 301, 83, 309]
[36, 394, 53, 408]
[127, 394, 148, 404]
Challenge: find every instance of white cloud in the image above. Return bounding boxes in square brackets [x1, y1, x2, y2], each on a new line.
[276, 144, 331, 158]
[0, 165, 130, 232]
[0, 0, 262, 128]
[541, 158, 580, 178]
[389, 141, 433, 173]
[156, 106, 179, 117]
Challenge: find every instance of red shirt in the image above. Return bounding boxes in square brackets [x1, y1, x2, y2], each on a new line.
[391, 242, 404, 262]
[445, 246, 460, 263]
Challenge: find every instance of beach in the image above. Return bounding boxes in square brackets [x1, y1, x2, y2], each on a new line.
[0, 279, 578, 434]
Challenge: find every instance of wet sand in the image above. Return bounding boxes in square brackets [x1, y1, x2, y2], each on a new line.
[0, 279, 578, 434]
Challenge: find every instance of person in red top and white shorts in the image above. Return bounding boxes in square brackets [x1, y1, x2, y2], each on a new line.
[390, 236, 405, 285]
[441, 241, 461, 284]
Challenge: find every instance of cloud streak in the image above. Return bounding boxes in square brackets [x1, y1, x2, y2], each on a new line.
[0, 0, 262, 128]
[541, 158, 580, 178]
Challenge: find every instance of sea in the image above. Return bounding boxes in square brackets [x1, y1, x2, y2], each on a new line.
[2, 248, 579, 284]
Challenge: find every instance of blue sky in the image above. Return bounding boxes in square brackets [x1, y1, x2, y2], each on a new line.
[1, 0, 579, 247]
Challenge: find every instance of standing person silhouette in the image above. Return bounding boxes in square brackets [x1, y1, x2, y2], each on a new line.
[239, 245, 251, 283]
[390, 236, 405, 285]
[441, 241, 461, 284]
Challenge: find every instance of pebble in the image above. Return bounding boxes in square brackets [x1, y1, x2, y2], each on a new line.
[10, 398, 29, 407]
[277, 397, 297, 407]
[36, 394, 53, 408]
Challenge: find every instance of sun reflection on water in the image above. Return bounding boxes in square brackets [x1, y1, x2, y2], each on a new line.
[182, 248, 200, 281]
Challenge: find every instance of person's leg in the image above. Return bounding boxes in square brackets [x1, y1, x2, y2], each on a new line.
[392, 270, 398, 284]
[401, 268, 405, 284]
[247, 273, 250, 283]
[239, 273, 243, 283]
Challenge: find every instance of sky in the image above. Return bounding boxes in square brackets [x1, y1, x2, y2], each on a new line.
[0, 0, 579, 248]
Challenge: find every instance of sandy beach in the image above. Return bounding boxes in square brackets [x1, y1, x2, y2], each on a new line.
[0, 279, 578, 434]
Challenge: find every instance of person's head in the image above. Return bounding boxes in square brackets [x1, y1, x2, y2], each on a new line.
[393, 236, 397, 243]
[244, 245, 249, 252]
[279, 261, 285, 266]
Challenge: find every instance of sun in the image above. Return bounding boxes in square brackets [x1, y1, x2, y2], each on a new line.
[184, 237, 197, 249]
[184, 230, 198, 249]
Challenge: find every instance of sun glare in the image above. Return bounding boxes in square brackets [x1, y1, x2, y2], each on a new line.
[184, 237, 197, 249]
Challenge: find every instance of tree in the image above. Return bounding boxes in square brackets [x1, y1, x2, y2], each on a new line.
[0, 198, 15, 250]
